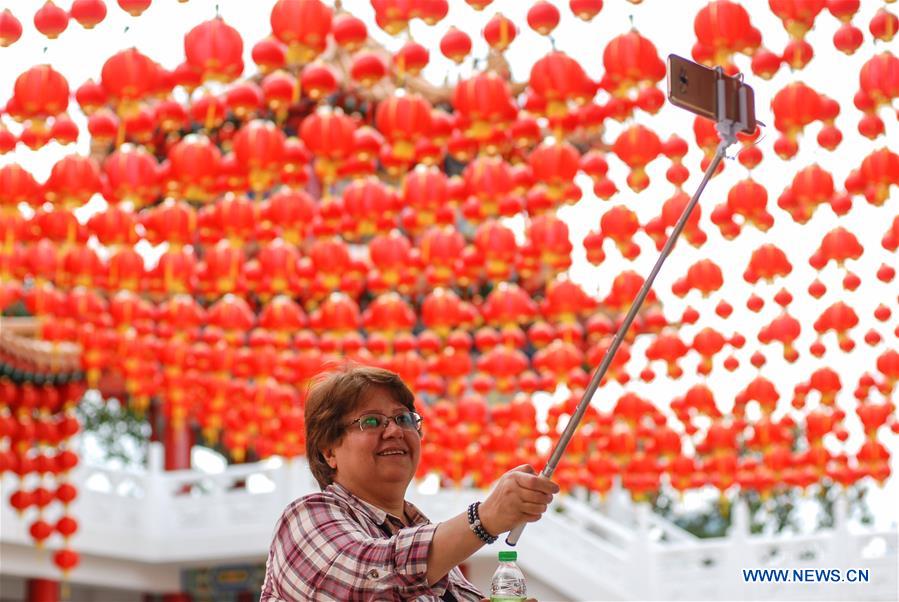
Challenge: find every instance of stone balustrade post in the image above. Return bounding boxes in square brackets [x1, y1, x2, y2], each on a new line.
[726, 497, 751, 600]
[631, 501, 658, 600]
[831, 492, 852, 599]
[143, 442, 166, 544]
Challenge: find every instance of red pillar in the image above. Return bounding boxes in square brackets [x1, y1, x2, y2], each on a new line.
[27, 579, 59, 602]
[163, 420, 192, 471]
[162, 594, 192, 602]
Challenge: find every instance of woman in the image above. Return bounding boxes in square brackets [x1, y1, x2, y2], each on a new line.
[260, 365, 558, 601]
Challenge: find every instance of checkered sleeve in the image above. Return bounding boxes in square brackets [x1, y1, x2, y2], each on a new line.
[261, 493, 447, 601]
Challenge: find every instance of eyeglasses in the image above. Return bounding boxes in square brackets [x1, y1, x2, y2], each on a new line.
[347, 411, 423, 433]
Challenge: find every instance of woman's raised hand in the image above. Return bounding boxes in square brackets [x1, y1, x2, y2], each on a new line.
[477, 465, 559, 536]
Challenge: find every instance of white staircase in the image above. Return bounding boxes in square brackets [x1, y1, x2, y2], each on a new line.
[1, 442, 896, 601]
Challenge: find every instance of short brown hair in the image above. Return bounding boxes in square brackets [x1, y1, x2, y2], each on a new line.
[304, 365, 416, 490]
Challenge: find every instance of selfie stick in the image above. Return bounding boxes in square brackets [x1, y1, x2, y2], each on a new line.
[506, 69, 749, 547]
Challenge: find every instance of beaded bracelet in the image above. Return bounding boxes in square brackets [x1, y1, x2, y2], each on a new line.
[467, 501, 498, 544]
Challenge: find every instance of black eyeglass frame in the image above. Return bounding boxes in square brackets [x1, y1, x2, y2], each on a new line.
[346, 411, 423, 434]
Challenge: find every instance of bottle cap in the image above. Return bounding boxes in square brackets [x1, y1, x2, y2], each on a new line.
[498, 551, 517, 562]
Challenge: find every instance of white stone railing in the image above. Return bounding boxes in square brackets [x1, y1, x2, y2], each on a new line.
[1, 442, 896, 601]
[641, 498, 898, 601]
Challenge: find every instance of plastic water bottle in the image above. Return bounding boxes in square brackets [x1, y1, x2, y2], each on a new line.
[490, 550, 527, 601]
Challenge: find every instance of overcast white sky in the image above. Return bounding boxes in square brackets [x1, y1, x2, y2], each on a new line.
[1, 0, 896, 528]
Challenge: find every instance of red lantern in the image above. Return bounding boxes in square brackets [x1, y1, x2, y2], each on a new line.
[270, 0, 333, 65]
[53, 548, 80, 574]
[769, 0, 825, 39]
[869, 8, 898, 43]
[44, 154, 101, 208]
[440, 27, 472, 64]
[252, 37, 287, 74]
[527, 1, 561, 36]
[483, 13, 517, 52]
[602, 30, 666, 97]
[371, 0, 413, 34]
[56, 515, 78, 539]
[813, 301, 859, 350]
[530, 51, 593, 116]
[528, 141, 581, 205]
[185, 17, 244, 83]
[748, 47, 781, 80]
[207, 295, 255, 343]
[85, 109, 118, 144]
[481, 283, 538, 328]
[309, 293, 361, 335]
[0, 9, 22, 46]
[771, 82, 821, 141]
[453, 72, 516, 144]
[375, 94, 432, 161]
[833, 22, 863, 55]
[744, 244, 792, 283]
[301, 62, 339, 100]
[809, 226, 863, 269]
[859, 52, 899, 110]
[783, 38, 814, 70]
[363, 292, 416, 337]
[726, 178, 772, 231]
[478, 347, 528, 393]
[200, 194, 258, 246]
[0, 164, 41, 209]
[300, 108, 356, 182]
[101, 48, 157, 113]
[14, 65, 70, 123]
[570, 0, 603, 21]
[332, 13, 367, 50]
[102, 144, 160, 207]
[526, 214, 572, 274]
[694, 0, 760, 64]
[34, 1, 69, 39]
[417, 0, 448, 24]
[10, 489, 34, 514]
[368, 231, 413, 292]
[118, 0, 152, 17]
[462, 156, 514, 221]
[140, 199, 197, 250]
[826, 0, 860, 21]
[394, 41, 429, 77]
[420, 226, 465, 286]
[49, 114, 78, 145]
[612, 124, 661, 191]
[70, 0, 106, 28]
[401, 166, 448, 231]
[166, 134, 222, 202]
[474, 221, 516, 281]
[232, 119, 287, 192]
[876, 350, 899, 391]
[156, 294, 205, 339]
[349, 51, 388, 88]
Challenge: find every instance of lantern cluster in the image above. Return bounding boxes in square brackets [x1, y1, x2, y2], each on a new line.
[1, 0, 897, 582]
[0, 349, 83, 575]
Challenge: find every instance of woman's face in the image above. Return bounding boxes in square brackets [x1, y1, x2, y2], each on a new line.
[323, 386, 421, 502]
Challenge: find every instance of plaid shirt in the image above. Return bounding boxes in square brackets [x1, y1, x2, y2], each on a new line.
[260, 482, 485, 601]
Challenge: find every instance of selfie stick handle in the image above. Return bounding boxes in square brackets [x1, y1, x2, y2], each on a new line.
[505, 126, 738, 547]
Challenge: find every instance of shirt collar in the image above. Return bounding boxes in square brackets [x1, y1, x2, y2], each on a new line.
[328, 482, 429, 527]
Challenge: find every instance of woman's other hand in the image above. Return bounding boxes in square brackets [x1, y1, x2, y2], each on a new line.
[478, 465, 559, 535]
